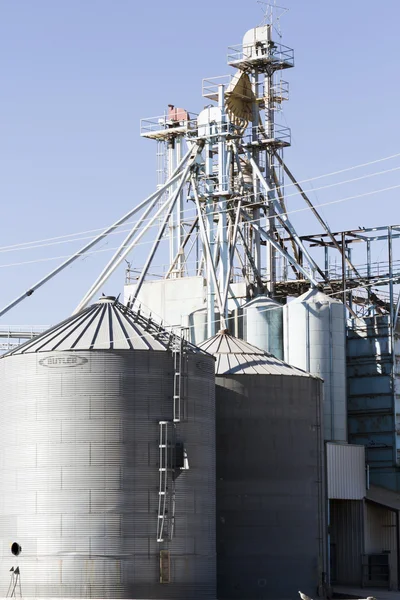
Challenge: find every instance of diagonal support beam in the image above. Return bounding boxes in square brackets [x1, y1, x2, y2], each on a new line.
[74, 148, 194, 313]
[191, 176, 225, 325]
[129, 152, 201, 306]
[241, 209, 319, 287]
[221, 202, 242, 316]
[165, 217, 199, 279]
[237, 226, 264, 291]
[249, 156, 325, 285]
[0, 152, 190, 320]
[275, 153, 363, 280]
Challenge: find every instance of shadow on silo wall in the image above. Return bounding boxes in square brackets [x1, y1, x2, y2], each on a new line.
[215, 374, 325, 600]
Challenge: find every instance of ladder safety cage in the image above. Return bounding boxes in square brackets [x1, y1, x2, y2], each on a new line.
[157, 421, 177, 543]
[173, 327, 189, 423]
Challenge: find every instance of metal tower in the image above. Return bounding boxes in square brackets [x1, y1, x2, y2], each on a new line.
[1, 5, 398, 343]
[72, 6, 327, 338]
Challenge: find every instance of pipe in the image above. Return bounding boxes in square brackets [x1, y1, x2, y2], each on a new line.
[164, 217, 199, 279]
[191, 176, 225, 323]
[130, 155, 199, 305]
[250, 156, 326, 284]
[241, 209, 319, 286]
[75, 170, 190, 312]
[221, 202, 242, 316]
[74, 148, 193, 313]
[0, 160, 187, 319]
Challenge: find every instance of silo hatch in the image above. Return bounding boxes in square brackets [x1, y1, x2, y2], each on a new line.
[160, 550, 170, 584]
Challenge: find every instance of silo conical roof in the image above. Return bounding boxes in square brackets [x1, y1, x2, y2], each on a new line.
[2, 296, 203, 355]
[199, 330, 315, 377]
[290, 288, 342, 305]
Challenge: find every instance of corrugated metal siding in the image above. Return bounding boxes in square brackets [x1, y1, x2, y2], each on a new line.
[0, 350, 216, 598]
[215, 374, 326, 600]
[347, 316, 397, 475]
[329, 500, 364, 585]
[365, 502, 398, 589]
[199, 332, 313, 377]
[327, 443, 366, 500]
[2, 297, 211, 355]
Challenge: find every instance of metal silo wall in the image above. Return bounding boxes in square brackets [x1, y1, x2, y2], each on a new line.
[0, 350, 216, 599]
[215, 374, 325, 600]
[243, 296, 283, 359]
[283, 293, 347, 442]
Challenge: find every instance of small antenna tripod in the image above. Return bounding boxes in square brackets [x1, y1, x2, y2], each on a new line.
[6, 566, 22, 598]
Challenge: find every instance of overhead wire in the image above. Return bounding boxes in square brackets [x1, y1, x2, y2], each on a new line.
[3, 268, 397, 347]
[1, 154, 400, 255]
[33, 275, 399, 350]
[1, 181, 400, 270]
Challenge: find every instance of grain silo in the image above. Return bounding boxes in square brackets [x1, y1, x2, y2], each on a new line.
[242, 295, 283, 359]
[283, 288, 347, 442]
[199, 331, 326, 600]
[0, 296, 216, 599]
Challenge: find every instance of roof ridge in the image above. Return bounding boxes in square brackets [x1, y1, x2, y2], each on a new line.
[2, 299, 211, 357]
[199, 331, 316, 378]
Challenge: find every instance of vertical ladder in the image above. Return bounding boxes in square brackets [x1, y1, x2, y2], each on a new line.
[173, 329, 188, 423]
[157, 421, 176, 542]
[156, 139, 169, 229]
[157, 421, 169, 542]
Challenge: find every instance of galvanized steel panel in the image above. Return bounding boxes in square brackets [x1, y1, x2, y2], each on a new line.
[243, 295, 283, 359]
[365, 501, 398, 589]
[1, 296, 211, 355]
[213, 369, 326, 600]
[329, 499, 364, 585]
[327, 443, 366, 500]
[283, 289, 347, 442]
[199, 332, 313, 377]
[0, 346, 216, 598]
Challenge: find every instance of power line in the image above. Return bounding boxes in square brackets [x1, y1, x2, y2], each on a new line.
[28, 276, 398, 350]
[1, 154, 400, 255]
[1, 181, 400, 270]
[283, 152, 400, 189]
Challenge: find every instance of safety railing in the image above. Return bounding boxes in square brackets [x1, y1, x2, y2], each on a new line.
[202, 75, 232, 101]
[227, 41, 294, 69]
[242, 123, 291, 147]
[140, 115, 198, 138]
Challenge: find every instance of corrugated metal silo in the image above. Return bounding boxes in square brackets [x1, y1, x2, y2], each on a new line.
[199, 331, 326, 600]
[283, 288, 347, 442]
[243, 295, 283, 358]
[0, 297, 216, 599]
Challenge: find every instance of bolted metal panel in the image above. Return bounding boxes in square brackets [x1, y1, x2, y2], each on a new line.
[283, 289, 347, 442]
[327, 443, 366, 500]
[213, 367, 326, 600]
[0, 347, 216, 599]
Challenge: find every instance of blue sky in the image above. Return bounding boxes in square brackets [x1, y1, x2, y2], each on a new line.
[1, 0, 400, 326]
